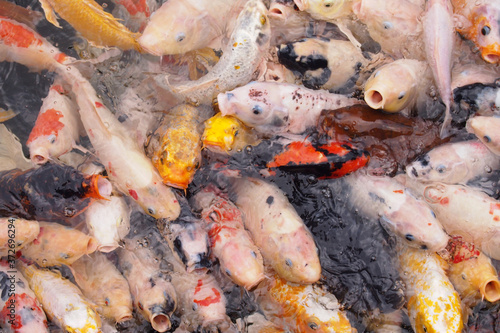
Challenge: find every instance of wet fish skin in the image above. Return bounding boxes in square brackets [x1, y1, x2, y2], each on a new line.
[218, 81, 360, 134]
[398, 244, 463, 333]
[466, 115, 500, 156]
[39, 0, 142, 51]
[346, 172, 450, 252]
[406, 140, 500, 184]
[230, 177, 321, 284]
[70, 252, 134, 324]
[18, 263, 101, 333]
[158, 0, 271, 105]
[0, 260, 49, 333]
[293, 0, 353, 21]
[0, 217, 39, 257]
[27, 80, 83, 165]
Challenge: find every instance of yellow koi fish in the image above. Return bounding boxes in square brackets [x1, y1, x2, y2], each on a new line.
[39, 0, 142, 51]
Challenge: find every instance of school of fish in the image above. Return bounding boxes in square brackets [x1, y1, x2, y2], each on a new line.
[1, 0, 500, 332]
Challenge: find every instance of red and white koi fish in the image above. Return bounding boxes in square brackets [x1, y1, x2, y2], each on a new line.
[27, 80, 84, 165]
[191, 184, 265, 290]
[218, 81, 360, 134]
[230, 177, 321, 284]
[0, 260, 48, 333]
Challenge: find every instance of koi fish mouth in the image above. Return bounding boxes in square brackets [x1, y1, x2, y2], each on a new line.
[480, 43, 500, 63]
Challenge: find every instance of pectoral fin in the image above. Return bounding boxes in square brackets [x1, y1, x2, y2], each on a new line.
[39, 0, 61, 28]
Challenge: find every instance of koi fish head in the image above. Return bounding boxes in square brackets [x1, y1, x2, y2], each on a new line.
[406, 150, 468, 184]
[468, 6, 500, 63]
[202, 114, 241, 153]
[409, 292, 463, 333]
[294, 0, 348, 20]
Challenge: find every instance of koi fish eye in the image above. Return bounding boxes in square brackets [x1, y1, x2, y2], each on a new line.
[259, 15, 266, 25]
[148, 207, 156, 215]
[48, 134, 56, 144]
[398, 91, 406, 100]
[405, 234, 415, 242]
[383, 21, 393, 30]
[435, 164, 446, 174]
[324, 0, 334, 8]
[423, 326, 428, 333]
[481, 25, 491, 36]
[285, 258, 293, 267]
[308, 322, 319, 330]
[484, 135, 492, 143]
[175, 32, 186, 43]
[252, 105, 263, 115]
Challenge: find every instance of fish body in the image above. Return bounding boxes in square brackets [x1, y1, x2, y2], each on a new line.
[453, 82, 500, 124]
[39, 0, 142, 50]
[191, 185, 265, 289]
[277, 37, 367, 92]
[422, 0, 454, 137]
[0, 218, 39, 257]
[112, 0, 156, 32]
[20, 222, 98, 267]
[0, 260, 48, 333]
[346, 172, 450, 252]
[18, 263, 101, 333]
[293, 0, 354, 21]
[70, 252, 133, 323]
[230, 177, 321, 284]
[27, 81, 82, 165]
[202, 113, 261, 155]
[448, 249, 500, 306]
[401, 177, 500, 260]
[157, 0, 271, 105]
[452, 0, 500, 63]
[118, 238, 177, 332]
[0, 125, 32, 172]
[352, 0, 425, 59]
[139, 0, 244, 55]
[256, 274, 355, 333]
[363, 59, 429, 113]
[67, 71, 181, 220]
[466, 115, 500, 155]
[0, 163, 111, 222]
[398, 245, 463, 333]
[218, 81, 360, 134]
[84, 195, 131, 252]
[145, 104, 208, 189]
[406, 140, 500, 184]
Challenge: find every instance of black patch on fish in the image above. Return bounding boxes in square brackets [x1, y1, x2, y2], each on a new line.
[173, 236, 189, 266]
[415, 154, 430, 167]
[256, 32, 270, 47]
[266, 196, 274, 205]
[194, 252, 212, 269]
[149, 277, 156, 288]
[452, 83, 499, 127]
[302, 68, 332, 90]
[149, 304, 168, 316]
[118, 114, 128, 123]
[0, 272, 10, 302]
[411, 167, 418, 178]
[269, 115, 287, 128]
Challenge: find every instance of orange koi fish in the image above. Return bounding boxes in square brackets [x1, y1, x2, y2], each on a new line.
[39, 0, 142, 51]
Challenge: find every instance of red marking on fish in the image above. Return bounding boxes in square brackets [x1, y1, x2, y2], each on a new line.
[489, 203, 500, 215]
[27, 109, 64, 144]
[194, 288, 221, 307]
[494, 216, 500, 222]
[0, 19, 42, 48]
[440, 197, 449, 205]
[128, 189, 138, 200]
[54, 52, 67, 64]
[446, 236, 480, 263]
[0, 293, 47, 330]
[428, 223, 432, 226]
[50, 85, 65, 94]
[108, 162, 117, 177]
[95, 102, 104, 108]
[393, 190, 404, 194]
[194, 279, 203, 294]
[268, 141, 327, 168]
[116, 0, 150, 16]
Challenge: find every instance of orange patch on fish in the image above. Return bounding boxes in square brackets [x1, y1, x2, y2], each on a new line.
[54, 52, 67, 64]
[27, 108, 64, 144]
[393, 190, 404, 194]
[116, 0, 150, 16]
[0, 293, 47, 330]
[489, 203, 500, 215]
[0, 19, 42, 48]
[95, 102, 104, 108]
[50, 84, 66, 94]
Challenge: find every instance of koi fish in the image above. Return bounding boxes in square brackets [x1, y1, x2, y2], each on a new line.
[218, 81, 361, 134]
[27, 80, 83, 165]
[267, 140, 369, 179]
[112, 0, 156, 32]
[255, 274, 355, 333]
[202, 113, 261, 155]
[0, 218, 39, 257]
[293, 0, 354, 21]
[230, 177, 321, 284]
[18, 263, 101, 333]
[70, 252, 133, 324]
[156, 0, 271, 105]
[363, 59, 429, 113]
[466, 116, 500, 156]
[145, 103, 210, 189]
[118, 237, 177, 332]
[84, 194, 131, 253]
[38, 0, 142, 51]
[406, 140, 500, 184]
[0, 125, 31, 173]
[346, 172, 450, 252]
[398, 244, 463, 333]
[20, 222, 98, 267]
[0, 260, 49, 333]
[0, 163, 111, 222]
[452, 0, 500, 63]
[191, 184, 265, 289]
[0, 1, 43, 30]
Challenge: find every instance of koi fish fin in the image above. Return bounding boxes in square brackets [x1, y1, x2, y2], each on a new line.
[39, 0, 62, 28]
[0, 108, 17, 122]
[0, 124, 32, 172]
[439, 104, 453, 139]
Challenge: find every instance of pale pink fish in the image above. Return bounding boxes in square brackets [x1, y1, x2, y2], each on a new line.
[0, 260, 49, 333]
[218, 81, 361, 134]
[400, 176, 500, 260]
[27, 80, 83, 165]
[191, 184, 265, 290]
[466, 116, 500, 156]
[230, 176, 321, 284]
[346, 172, 450, 252]
[422, 0, 454, 137]
[406, 140, 500, 184]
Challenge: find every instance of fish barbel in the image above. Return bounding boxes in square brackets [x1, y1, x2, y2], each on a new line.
[39, 0, 142, 51]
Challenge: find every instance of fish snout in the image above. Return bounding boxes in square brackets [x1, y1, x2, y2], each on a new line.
[268, 3, 292, 21]
[481, 44, 500, 64]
